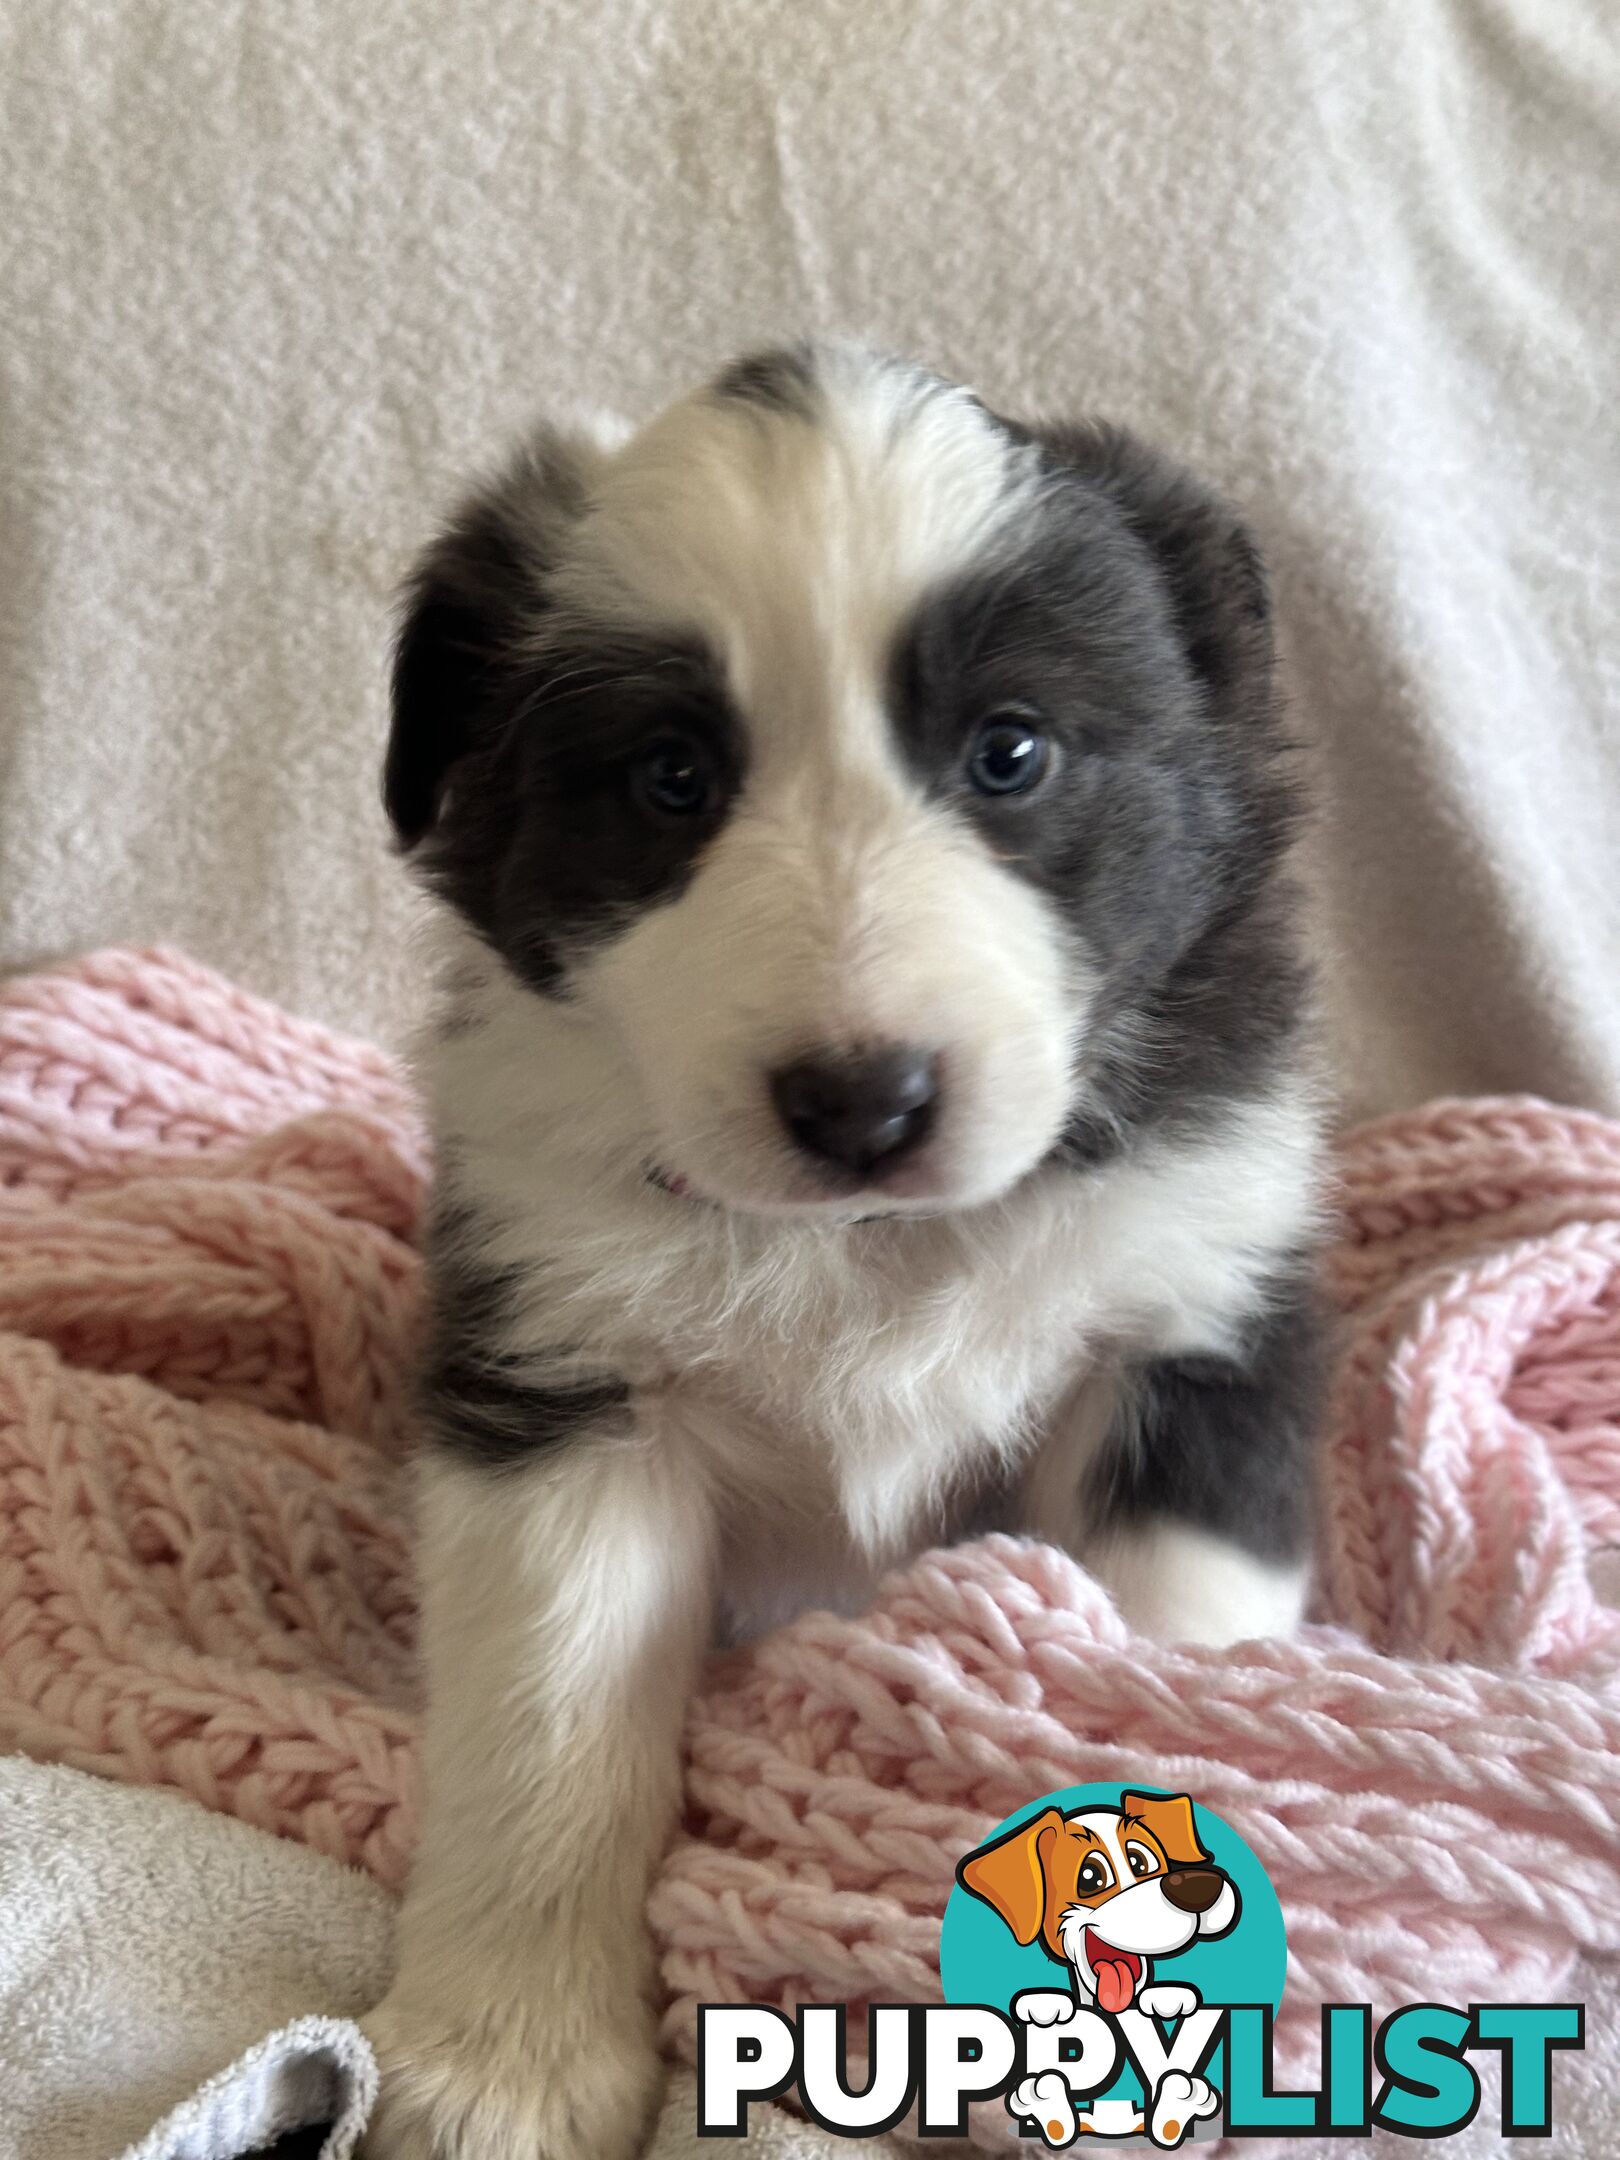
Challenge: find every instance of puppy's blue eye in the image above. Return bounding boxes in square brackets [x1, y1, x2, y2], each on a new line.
[966, 714, 1050, 797]
[633, 737, 717, 817]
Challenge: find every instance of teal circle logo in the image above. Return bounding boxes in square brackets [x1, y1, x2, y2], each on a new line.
[940, 1784, 1286, 2144]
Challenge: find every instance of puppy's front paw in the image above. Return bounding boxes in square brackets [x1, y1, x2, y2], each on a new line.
[362, 1990, 664, 2160]
[1087, 1522, 1306, 1648]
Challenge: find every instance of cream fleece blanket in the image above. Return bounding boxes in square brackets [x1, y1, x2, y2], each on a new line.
[0, 1761, 388, 2160]
[0, 0, 1616, 1121]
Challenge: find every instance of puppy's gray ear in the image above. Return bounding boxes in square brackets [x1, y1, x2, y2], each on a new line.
[384, 430, 598, 848]
[1028, 423, 1275, 721]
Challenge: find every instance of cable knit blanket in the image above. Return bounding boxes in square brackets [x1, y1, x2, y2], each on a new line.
[1, 948, 1617, 2132]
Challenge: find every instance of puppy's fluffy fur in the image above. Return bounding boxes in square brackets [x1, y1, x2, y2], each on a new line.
[364, 343, 1325, 2160]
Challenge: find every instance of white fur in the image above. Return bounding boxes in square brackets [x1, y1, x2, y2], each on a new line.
[364, 1436, 715, 2160]
[372, 940, 1313, 2145]
[558, 349, 1039, 679]
[1058, 1878, 1204, 1970]
[581, 783, 1081, 1218]
[1086, 1519, 1309, 1646]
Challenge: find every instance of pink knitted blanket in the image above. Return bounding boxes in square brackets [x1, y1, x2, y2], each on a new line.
[2, 949, 1617, 2107]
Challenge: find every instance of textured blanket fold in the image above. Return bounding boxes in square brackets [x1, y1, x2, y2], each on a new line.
[0, 948, 1616, 2153]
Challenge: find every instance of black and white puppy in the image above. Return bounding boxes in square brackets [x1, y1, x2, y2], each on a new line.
[365, 343, 1324, 2160]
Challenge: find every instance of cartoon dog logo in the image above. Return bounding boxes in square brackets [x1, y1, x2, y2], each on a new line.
[957, 1791, 1238, 2147]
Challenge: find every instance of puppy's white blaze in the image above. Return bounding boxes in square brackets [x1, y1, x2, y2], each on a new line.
[562, 350, 1036, 693]
[1089, 1519, 1309, 1646]
[580, 777, 1081, 1214]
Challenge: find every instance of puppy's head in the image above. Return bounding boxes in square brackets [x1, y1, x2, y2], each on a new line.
[957, 1792, 1239, 2011]
[388, 343, 1290, 1219]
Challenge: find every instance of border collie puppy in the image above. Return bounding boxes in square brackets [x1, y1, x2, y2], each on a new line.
[365, 343, 1324, 2160]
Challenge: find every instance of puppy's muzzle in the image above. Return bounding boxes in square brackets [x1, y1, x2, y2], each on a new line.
[1161, 1866, 1226, 1915]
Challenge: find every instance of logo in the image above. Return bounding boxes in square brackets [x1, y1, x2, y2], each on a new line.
[696, 1781, 1584, 2147]
[942, 1785, 1281, 2147]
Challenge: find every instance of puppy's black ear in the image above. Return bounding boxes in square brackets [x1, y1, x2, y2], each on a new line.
[384, 433, 593, 848]
[1032, 424, 1275, 721]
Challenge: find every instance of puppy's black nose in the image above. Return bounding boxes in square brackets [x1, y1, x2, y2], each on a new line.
[770, 1047, 940, 1175]
[1162, 1867, 1225, 1915]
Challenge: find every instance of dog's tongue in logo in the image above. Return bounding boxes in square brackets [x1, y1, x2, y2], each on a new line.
[1086, 1932, 1142, 2014]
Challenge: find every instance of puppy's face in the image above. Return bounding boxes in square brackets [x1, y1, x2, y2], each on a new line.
[388, 345, 1282, 1218]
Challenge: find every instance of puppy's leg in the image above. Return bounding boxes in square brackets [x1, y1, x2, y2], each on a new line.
[1083, 1281, 1323, 1648]
[1024, 1280, 1321, 1649]
[365, 1419, 714, 2160]
[1088, 1516, 1306, 1646]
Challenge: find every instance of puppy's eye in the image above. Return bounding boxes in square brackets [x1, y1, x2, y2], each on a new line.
[966, 712, 1051, 797]
[1076, 1854, 1115, 1897]
[631, 735, 719, 818]
[1125, 1841, 1159, 1881]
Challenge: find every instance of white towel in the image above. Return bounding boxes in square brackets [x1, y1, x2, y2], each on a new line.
[0, 1762, 389, 2160]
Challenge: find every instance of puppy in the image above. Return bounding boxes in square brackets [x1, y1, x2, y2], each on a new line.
[364, 342, 1324, 2160]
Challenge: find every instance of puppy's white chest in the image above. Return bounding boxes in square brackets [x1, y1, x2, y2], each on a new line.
[705, 1233, 1096, 1551]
